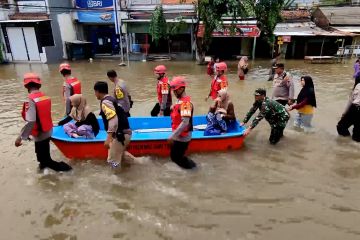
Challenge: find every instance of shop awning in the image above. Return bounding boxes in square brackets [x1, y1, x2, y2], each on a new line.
[333, 26, 360, 34]
[197, 23, 260, 38]
[123, 18, 195, 23]
[125, 21, 192, 34]
[0, 19, 50, 23]
[274, 22, 355, 37]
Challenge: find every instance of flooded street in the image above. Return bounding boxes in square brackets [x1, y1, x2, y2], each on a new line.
[0, 59, 359, 240]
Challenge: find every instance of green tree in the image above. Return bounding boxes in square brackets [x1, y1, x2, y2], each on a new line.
[149, 6, 167, 46]
[254, 0, 284, 46]
[149, 5, 187, 54]
[195, 0, 252, 63]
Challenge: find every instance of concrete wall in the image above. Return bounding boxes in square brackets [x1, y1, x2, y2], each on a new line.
[45, 0, 75, 62]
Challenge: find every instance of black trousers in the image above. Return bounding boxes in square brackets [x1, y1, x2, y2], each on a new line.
[269, 127, 285, 145]
[151, 103, 171, 117]
[35, 138, 72, 171]
[170, 141, 197, 169]
[276, 99, 288, 106]
[337, 104, 360, 142]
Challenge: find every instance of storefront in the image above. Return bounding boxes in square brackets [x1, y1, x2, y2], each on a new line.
[197, 20, 261, 60]
[74, 0, 120, 55]
[0, 19, 54, 62]
[274, 21, 354, 59]
[124, 20, 194, 60]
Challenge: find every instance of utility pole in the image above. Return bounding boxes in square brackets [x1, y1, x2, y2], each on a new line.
[113, 0, 125, 66]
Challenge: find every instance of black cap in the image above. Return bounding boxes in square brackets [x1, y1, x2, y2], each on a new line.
[273, 63, 285, 69]
[254, 88, 266, 96]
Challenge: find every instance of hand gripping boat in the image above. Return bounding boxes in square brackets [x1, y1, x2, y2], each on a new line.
[51, 116, 246, 160]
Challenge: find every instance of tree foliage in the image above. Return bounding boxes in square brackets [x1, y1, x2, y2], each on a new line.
[149, 6, 167, 45]
[254, 0, 284, 45]
[149, 5, 187, 45]
[196, 0, 252, 57]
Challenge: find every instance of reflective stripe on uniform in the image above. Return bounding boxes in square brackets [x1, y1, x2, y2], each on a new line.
[33, 96, 50, 103]
[70, 80, 80, 86]
[101, 103, 116, 120]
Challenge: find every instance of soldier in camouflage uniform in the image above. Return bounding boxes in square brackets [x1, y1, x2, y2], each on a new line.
[242, 88, 290, 144]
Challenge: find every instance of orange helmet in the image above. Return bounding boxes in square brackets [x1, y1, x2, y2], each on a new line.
[59, 63, 71, 72]
[216, 62, 227, 72]
[154, 65, 166, 74]
[170, 76, 186, 90]
[23, 73, 41, 86]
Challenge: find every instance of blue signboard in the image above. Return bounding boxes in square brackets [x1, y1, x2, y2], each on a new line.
[75, 0, 114, 9]
[77, 11, 114, 23]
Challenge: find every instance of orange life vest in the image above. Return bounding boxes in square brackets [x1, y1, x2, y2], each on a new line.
[63, 77, 81, 98]
[22, 92, 53, 137]
[171, 96, 193, 137]
[157, 77, 172, 105]
[210, 75, 228, 100]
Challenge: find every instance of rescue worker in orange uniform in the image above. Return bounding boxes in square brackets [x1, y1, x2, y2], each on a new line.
[15, 73, 72, 172]
[59, 63, 82, 115]
[206, 62, 229, 101]
[151, 65, 172, 116]
[168, 76, 197, 169]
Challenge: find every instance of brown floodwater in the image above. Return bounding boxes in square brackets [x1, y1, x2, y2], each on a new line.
[0, 59, 359, 240]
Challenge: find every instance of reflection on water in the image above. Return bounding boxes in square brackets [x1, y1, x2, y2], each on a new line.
[0, 59, 359, 239]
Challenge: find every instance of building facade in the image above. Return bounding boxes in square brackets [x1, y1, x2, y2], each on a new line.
[273, 9, 354, 59]
[0, 0, 76, 63]
[73, 0, 122, 55]
[120, 0, 196, 60]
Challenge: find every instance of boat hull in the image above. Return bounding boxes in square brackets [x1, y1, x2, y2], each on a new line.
[52, 135, 245, 160]
[51, 115, 246, 160]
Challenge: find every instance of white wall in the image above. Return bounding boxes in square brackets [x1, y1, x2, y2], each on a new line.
[57, 13, 77, 59]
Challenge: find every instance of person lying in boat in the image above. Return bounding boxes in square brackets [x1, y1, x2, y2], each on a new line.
[204, 106, 227, 136]
[58, 94, 99, 138]
[213, 89, 237, 130]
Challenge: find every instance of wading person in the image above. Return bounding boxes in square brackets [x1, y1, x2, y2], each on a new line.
[94, 81, 136, 169]
[168, 76, 197, 169]
[15, 73, 72, 172]
[151, 65, 172, 117]
[207, 57, 215, 77]
[237, 56, 249, 80]
[58, 94, 99, 139]
[206, 62, 229, 101]
[272, 63, 294, 106]
[268, 53, 280, 81]
[107, 70, 133, 117]
[59, 63, 81, 115]
[288, 76, 317, 132]
[242, 88, 290, 145]
[213, 57, 220, 74]
[337, 76, 360, 142]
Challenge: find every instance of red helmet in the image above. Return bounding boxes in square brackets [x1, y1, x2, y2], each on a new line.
[170, 76, 186, 90]
[23, 73, 41, 86]
[216, 62, 227, 72]
[59, 63, 71, 72]
[154, 65, 166, 74]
